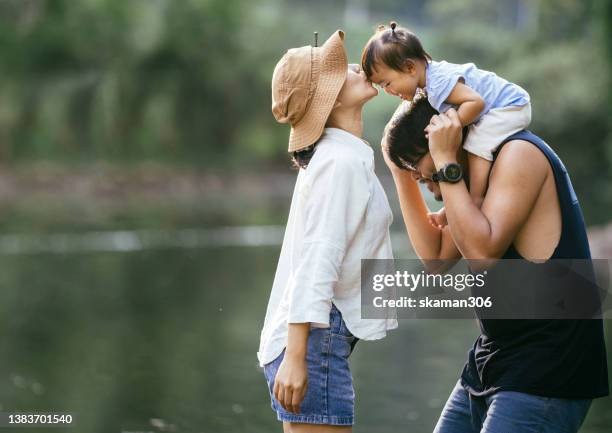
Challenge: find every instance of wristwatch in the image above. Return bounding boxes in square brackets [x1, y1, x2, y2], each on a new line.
[432, 163, 463, 183]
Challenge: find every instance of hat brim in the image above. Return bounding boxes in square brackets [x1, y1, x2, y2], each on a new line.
[288, 30, 348, 153]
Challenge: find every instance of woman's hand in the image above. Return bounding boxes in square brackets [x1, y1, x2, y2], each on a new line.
[273, 323, 310, 413]
[273, 352, 308, 413]
[425, 108, 463, 168]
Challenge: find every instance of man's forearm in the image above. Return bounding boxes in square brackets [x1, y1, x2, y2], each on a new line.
[426, 108, 544, 261]
[391, 170, 444, 260]
[438, 179, 495, 258]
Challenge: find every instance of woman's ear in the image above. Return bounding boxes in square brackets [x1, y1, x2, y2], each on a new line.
[403, 59, 417, 74]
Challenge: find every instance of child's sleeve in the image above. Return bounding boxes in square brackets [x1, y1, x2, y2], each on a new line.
[426, 62, 466, 112]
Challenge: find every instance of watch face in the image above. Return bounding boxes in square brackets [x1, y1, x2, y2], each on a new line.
[444, 164, 462, 182]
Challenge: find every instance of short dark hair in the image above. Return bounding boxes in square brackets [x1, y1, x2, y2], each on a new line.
[361, 21, 432, 79]
[385, 97, 438, 171]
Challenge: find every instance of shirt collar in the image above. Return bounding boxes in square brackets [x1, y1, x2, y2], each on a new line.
[320, 127, 373, 161]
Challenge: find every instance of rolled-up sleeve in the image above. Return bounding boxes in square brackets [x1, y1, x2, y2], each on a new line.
[287, 156, 371, 325]
[426, 62, 465, 112]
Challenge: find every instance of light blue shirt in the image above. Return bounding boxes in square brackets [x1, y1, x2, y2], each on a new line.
[425, 60, 530, 117]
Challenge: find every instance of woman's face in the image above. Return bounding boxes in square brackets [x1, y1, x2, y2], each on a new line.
[335, 64, 379, 108]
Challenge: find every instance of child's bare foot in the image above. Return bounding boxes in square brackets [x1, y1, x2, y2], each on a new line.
[427, 208, 448, 229]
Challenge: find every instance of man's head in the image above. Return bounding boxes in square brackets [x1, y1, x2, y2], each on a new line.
[384, 96, 467, 201]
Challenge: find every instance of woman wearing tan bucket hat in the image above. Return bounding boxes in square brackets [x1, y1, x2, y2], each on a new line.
[257, 30, 397, 432]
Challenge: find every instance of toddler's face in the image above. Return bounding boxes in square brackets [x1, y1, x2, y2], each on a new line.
[368, 62, 419, 101]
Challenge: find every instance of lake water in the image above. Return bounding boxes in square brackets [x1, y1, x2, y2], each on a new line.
[0, 228, 610, 432]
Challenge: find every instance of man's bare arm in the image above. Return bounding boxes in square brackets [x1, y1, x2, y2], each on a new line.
[383, 136, 461, 265]
[428, 110, 549, 259]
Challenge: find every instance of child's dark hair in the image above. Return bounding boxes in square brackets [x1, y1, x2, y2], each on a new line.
[385, 97, 438, 170]
[361, 21, 432, 79]
[291, 144, 317, 169]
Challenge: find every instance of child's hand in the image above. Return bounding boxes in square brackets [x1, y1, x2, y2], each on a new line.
[427, 208, 448, 229]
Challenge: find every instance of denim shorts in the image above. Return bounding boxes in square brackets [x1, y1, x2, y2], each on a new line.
[263, 304, 358, 425]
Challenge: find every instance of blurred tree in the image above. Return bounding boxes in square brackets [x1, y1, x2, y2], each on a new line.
[422, 0, 611, 223]
[0, 0, 256, 166]
[0, 0, 608, 221]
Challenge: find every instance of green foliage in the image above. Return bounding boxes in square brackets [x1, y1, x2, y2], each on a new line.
[421, 0, 612, 223]
[0, 0, 256, 164]
[0, 0, 610, 220]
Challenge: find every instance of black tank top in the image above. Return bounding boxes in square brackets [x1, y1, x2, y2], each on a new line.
[460, 130, 609, 398]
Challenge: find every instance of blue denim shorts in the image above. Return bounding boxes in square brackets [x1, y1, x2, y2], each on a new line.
[263, 304, 358, 425]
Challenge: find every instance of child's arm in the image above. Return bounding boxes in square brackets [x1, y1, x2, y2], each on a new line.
[445, 81, 485, 127]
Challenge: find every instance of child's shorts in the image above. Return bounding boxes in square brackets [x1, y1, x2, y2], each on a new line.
[464, 103, 532, 161]
[263, 304, 358, 425]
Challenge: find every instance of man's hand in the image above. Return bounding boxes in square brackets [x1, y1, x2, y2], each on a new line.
[380, 102, 414, 175]
[381, 134, 402, 175]
[273, 352, 308, 414]
[425, 108, 463, 168]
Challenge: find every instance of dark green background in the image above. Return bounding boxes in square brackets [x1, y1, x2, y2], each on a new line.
[0, 1, 610, 432]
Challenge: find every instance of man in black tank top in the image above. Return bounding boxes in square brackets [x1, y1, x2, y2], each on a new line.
[382, 98, 608, 433]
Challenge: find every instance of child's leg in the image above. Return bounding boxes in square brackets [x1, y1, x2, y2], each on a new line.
[467, 153, 491, 207]
[462, 103, 532, 162]
[461, 103, 531, 206]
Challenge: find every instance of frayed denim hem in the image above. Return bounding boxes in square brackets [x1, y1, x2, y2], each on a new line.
[276, 412, 354, 426]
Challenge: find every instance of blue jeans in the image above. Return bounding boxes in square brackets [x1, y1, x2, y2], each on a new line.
[433, 380, 592, 433]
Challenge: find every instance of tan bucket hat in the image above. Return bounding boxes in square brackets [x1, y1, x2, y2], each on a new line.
[271, 30, 348, 152]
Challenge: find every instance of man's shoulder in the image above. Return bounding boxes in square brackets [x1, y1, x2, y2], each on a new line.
[491, 139, 551, 183]
[495, 138, 549, 167]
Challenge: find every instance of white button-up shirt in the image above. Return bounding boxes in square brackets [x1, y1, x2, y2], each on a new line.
[257, 128, 398, 367]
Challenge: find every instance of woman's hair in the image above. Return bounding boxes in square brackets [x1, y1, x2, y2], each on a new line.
[361, 21, 432, 79]
[291, 144, 317, 169]
[385, 96, 438, 170]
